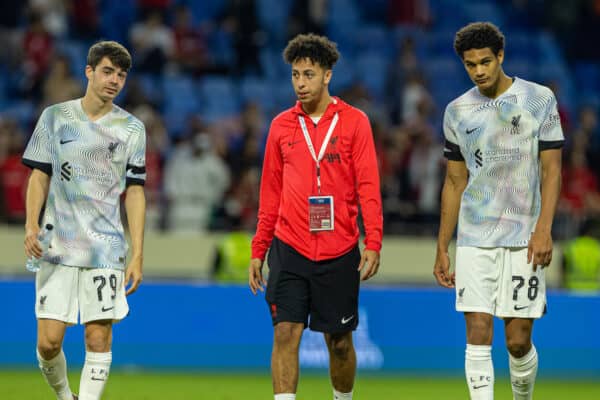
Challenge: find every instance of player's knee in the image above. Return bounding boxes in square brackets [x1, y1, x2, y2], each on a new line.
[84, 327, 111, 353]
[37, 339, 62, 360]
[506, 338, 530, 358]
[273, 323, 303, 350]
[326, 334, 353, 360]
[466, 315, 493, 345]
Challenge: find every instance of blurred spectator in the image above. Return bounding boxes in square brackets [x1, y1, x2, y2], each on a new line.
[401, 72, 433, 124]
[220, 0, 264, 76]
[129, 9, 174, 74]
[67, 0, 99, 39]
[387, 36, 420, 124]
[387, 0, 431, 27]
[29, 0, 68, 37]
[572, 106, 600, 179]
[0, 119, 28, 224]
[133, 104, 168, 230]
[21, 11, 54, 98]
[42, 54, 83, 107]
[0, 0, 26, 67]
[287, 0, 328, 39]
[562, 220, 600, 292]
[164, 132, 231, 232]
[137, 0, 172, 17]
[227, 102, 266, 176]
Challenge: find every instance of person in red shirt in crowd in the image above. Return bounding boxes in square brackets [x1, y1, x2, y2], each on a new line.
[249, 34, 383, 400]
[0, 120, 28, 223]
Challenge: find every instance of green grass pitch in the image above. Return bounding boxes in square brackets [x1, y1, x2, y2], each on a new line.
[2, 370, 599, 399]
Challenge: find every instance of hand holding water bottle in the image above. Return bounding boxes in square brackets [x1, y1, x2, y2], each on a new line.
[25, 223, 53, 272]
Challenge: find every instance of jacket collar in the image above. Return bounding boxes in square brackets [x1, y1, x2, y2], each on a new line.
[292, 96, 343, 118]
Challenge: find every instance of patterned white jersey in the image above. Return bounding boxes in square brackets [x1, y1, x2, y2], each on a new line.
[443, 77, 564, 247]
[22, 99, 146, 270]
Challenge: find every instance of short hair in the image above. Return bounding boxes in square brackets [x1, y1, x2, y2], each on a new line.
[283, 33, 340, 70]
[87, 41, 132, 72]
[453, 22, 505, 58]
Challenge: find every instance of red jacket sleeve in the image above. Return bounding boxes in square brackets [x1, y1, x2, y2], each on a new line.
[251, 121, 283, 260]
[352, 113, 383, 252]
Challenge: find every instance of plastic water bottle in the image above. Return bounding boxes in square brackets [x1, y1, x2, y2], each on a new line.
[25, 224, 54, 272]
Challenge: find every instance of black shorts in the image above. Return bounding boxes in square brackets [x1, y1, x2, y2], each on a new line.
[265, 236, 360, 333]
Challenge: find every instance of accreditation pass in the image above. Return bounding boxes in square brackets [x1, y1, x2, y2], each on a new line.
[308, 195, 334, 231]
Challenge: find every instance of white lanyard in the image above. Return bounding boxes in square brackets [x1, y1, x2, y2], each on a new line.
[298, 112, 339, 193]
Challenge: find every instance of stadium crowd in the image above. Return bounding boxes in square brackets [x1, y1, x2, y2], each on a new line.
[0, 0, 599, 239]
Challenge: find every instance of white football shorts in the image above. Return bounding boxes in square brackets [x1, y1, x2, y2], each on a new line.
[455, 246, 546, 319]
[35, 261, 129, 324]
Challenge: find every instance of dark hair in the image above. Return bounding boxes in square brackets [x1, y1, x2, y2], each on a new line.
[454, 22, 505, 58]
[87, 41, 132, 71]
[283, 33, 340, 70]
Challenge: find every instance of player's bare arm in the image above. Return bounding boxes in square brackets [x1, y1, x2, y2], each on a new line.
[124, 184, 145, 295]
[249, 258, 266, 295]
[24, 169, 50, 259]
[358, 249, 380, 281]
[434, 160, 468, 288]
[528, 148, 562, 270]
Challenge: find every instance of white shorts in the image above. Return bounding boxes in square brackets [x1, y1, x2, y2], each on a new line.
[35, 262, 129, 325]
[455, 246, 546, 319]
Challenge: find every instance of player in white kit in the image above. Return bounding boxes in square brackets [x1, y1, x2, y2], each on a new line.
[433, 23, 564, 400]
[23, 41, 146, 400]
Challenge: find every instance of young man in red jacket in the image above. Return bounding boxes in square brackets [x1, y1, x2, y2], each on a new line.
[249, 34, 383, 400]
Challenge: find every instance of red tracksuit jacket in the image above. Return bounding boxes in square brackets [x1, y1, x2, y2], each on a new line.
[251, 97, 383, 261]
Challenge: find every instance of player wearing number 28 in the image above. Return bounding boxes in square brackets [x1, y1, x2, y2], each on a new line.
[22, 41, 146, 400]
[433, 22, 564, 400]
[249, 34, 383, 400]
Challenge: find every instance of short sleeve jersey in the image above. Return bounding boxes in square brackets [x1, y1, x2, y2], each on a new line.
[22, 99, 146, 270]
[443, 77, 564, 247]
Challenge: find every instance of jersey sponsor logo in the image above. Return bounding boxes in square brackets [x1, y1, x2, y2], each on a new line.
[341, 315, 355, 324]
[59, 139, 76, 145]
[474, 149, 483, 167]
[511, 114, 521, 135]
[324, 153, 341, 163]
[60, 161, 72, 181]
[466, 127, 478, 135]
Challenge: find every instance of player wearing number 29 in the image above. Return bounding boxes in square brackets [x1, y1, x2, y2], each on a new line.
[22, 41, 146, 400]
[433, 23, 564, 400]
[249, 34, 383, 400]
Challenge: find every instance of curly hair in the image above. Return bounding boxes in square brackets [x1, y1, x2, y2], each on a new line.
[87, 41, 132, 72]
[283, 33, 340, 69]
[453, 22, 505, 58]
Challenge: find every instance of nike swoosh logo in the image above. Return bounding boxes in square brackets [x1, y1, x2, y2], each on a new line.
[91, 377, 106, 381]
[465, 128, 477, 134]
[341, 315, 355, 324]
[60, 139, 75, 144]
[473, 384, 489, 389]
[514, 305, 529, 310]
[288, 140, 302, 146]
[102, 306, 114, 312]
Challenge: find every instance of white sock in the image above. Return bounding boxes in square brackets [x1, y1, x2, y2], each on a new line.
[509, 344, 538, 400]
[37, 349, 74, 400]
[334, 389, 353, 399]
[274, 394, 296, 400]
[465, 344, 494, 400]
[78, 351, 112, 400]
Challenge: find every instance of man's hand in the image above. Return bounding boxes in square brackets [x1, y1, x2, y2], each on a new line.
[125, 257, 143, 296]
[358, 249, 380, 281]
[24, 225, 42, 259]
[433, 249, 455, 288]
[249, 258, 266, 295]
[528, 230, 553, 271]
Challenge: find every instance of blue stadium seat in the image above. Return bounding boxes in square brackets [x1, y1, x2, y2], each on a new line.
[162, 75, 201, 136]
[354, 25, 392, 57]
[197, 76, 240, 122]
[55, 41, 88, 84]
[355, 51, 388, 100]
[257, 0, 292, 47]
[330, 56, 356, 95]
[99, 0, 137, 44]
[239, 77, 278, 112]
[181, 0, 226, 23]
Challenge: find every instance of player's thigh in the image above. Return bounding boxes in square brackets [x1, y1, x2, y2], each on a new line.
[79, 268, 129, 324]
[35, 262, 79, 324]
[265, 237, 311, 326]
[309, 246, 360, 333]
[497, 247, 546, 319]
[455, 247, 501, 315]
